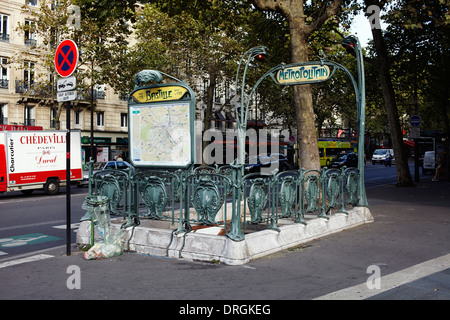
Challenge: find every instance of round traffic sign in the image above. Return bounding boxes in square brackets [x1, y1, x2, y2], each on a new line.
[410, 115, 421, 127]
[54, 39, 78, 77]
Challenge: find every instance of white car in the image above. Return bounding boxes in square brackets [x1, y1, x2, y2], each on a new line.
[422, 151, 435, 174]
[371, 149, 394, 165]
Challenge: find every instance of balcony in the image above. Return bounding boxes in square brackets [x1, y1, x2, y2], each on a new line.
[0, 33, 9, 43]
[24, 39, 37, 48]
[15, 80, 54, 97]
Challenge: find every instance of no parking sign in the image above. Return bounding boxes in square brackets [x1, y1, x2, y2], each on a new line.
[54, 39, 78, 77]
[54, 39, 79, 256]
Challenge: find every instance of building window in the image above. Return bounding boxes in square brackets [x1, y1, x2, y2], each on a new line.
[0, 104, 7, 124]
[24, 105, 35, 126]
[74, 110, 82, 129]
[0, 14, 9, 42]
[23, 61, 35, 86]
[96, 111, 104, 128]
[0, 57, 8, 88]
[27, 0, 38, 7]
[24, 20, 36, 47]
[120, 113, 127, 129]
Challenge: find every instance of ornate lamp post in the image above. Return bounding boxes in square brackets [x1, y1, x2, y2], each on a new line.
[234, 46, 268, 168]
[342, 35, 368, 207]
[227, 46, 268, 241]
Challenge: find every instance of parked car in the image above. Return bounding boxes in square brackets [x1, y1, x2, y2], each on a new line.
[79, 161, 134, 186]
[372, 149, 395, 165]
[422, 151, 435, 174]
[244, 153, 291, 174]
[329, 153, 358, 168]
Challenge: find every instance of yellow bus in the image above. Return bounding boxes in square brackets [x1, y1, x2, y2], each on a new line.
[318, 139, 357, 167]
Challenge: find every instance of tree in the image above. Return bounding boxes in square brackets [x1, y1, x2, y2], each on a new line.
[17, 0, 135, 131]
[383, 0, 450, 136]
[252, 0, 354, 170]
[362, 0, 450, 186]
[129, 1, 269, 164]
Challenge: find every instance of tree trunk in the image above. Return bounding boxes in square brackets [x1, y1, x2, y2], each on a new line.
[252, 0, 341, 171]
[371, 27, 414, 187]
[289, 14, 321, 171]
[202, 69, 217, 165]
[54, 102, 62, 130]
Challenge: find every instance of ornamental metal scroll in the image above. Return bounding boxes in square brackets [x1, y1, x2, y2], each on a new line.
[279, 175, 297, 218]
[303, 170, 321, 214]
[247, 177, 267, 224]
[133, 170, 181, 221]
[139, 176, 168, 220]
[93, 170, 129, 216]
[344, 168, 359, 206]
[185, 173, 232, 226]
[323, 168, 342, 212]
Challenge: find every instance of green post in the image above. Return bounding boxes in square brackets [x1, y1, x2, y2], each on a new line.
[342, 36, 368, 207]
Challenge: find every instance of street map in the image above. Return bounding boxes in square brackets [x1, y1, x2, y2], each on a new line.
[129, 102, 192, 167]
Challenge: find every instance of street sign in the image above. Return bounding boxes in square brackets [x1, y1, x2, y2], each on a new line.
[410, 115, 422, 127]
[276, 65, 332, 85]
[54, 39, 78, 77]
[57, 90, 77, 102]
[57, 76, 76, 92]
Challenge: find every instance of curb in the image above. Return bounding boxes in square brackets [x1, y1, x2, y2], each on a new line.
[77, 206, 374, 265]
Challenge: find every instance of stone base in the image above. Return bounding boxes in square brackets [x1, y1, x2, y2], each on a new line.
[77, 206, 373, 265]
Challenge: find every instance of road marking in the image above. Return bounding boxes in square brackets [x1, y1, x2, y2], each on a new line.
[0, 233, 62, 248]
[52, 223, 80, 230]
[0, 192, 86, 205]
[0, 254, 54, 269]
[0, 220, 65, 232]
[0, 251, 7, 256]
[314, 253, 450, 300]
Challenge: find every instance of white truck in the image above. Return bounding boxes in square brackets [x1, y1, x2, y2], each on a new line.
[0, 130, 82, 195]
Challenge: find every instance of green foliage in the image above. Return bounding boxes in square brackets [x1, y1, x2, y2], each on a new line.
[365, 0, 450, 135]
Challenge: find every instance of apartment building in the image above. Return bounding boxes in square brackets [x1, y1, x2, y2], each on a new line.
[0, 0, 129, 164]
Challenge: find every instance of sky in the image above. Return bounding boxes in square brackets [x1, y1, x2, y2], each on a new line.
[349, 9, 389, 48]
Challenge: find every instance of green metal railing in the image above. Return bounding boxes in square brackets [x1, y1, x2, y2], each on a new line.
[84, 160, 361, 241]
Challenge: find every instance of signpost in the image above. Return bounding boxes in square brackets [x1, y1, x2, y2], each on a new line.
[410, 115, 422, 182]
[55, 39, 78, 256]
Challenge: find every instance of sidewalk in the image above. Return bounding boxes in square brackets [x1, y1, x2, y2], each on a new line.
[0, 179, 449, 301]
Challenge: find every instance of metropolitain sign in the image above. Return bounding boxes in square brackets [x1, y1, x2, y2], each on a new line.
[276, 65, 331, 85]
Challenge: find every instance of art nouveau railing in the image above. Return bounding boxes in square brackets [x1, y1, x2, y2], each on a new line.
[85, 163, 361, 240]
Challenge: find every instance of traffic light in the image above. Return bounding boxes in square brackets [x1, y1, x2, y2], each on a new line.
[255, 53, 267, 62]
[342, 36, 357, 56]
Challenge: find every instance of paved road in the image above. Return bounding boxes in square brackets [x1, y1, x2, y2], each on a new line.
[0, 173, 448, 305]
[0, 186, 87, 257]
